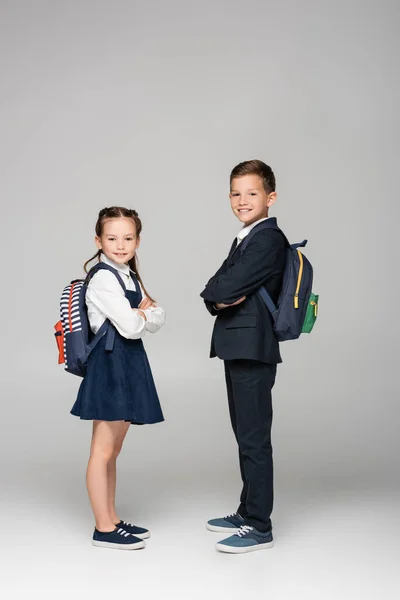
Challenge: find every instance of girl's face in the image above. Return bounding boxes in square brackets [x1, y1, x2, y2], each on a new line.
[229, 174, 277, 226]
[95, 217, 140, 265]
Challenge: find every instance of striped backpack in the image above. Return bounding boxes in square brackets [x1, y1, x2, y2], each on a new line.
[240, 219, 319, 341]
[54, 263, 125, 377]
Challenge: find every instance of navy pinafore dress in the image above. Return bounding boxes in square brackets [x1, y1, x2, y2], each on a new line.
[71, 270, 164, 425]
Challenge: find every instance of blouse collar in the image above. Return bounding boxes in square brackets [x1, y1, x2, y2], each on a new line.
[100, 253, 132, 276]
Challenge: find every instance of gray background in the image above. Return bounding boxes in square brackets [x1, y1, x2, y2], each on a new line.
[1, 0, 399, 598]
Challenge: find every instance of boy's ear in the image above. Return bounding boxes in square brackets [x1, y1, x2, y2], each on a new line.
[95, 236, 102, 250]
[267, 192, 277, 208]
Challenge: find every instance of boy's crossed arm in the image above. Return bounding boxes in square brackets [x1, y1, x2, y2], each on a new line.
[200, 231, 283, 307]
[201, 256, 232, 315]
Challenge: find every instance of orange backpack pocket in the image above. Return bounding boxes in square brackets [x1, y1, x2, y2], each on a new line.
[54, 321, 65, 364]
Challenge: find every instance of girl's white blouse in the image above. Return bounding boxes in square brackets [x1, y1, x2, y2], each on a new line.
[86, 254, 165, 339]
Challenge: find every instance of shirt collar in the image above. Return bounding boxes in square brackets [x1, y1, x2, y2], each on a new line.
[237, 217, 271, 243]
[100, 253, 131, 277]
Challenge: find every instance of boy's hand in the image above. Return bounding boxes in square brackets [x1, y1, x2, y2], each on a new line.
[139, 298, 155, 310]
[215, 296, 246, 310]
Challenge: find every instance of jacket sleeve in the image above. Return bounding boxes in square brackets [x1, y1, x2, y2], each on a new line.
[203, 299, 221, 316]
[201, 256, 230, 315]
[200, 230, 285, 305]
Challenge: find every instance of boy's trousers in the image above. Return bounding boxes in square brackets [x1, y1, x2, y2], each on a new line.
[224, 359, 277, 533]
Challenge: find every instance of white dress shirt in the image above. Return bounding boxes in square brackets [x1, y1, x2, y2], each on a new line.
[86, 253, 165, 339]
[236, 217, 271, 246]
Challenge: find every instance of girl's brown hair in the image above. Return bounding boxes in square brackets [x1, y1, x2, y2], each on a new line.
[84, 206, 155, 303]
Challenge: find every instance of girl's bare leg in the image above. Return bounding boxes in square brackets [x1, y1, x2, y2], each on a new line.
[86, 420, 129, 532]
[107, 421, 131, 524]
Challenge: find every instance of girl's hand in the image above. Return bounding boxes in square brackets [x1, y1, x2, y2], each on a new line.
[216, 296, 246, 310]
[133, 309, 147, 321]
[139, 298, 155, 310]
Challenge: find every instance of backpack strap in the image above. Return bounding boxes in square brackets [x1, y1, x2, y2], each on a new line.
[86, 262, 127, 352]
[239, 217, 290, 253]
[86, 262, 127, 291]
[86, 319, 111, 353]
[258, 286, 277, 314]
[291, 240, 308, 249]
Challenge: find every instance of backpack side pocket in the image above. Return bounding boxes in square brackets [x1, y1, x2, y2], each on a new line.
[54, 321, 65, 364]
[301, 293, 319, 334]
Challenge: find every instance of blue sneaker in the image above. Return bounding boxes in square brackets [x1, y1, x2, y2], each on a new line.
[116, 520, 150, 539]
[92, 527, 145, 550]
[206, 512, 245, 533]
[215, 525, 274, 553]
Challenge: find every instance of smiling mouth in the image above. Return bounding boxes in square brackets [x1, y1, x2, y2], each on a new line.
[114, 253, 127, 257]
[237, 208, 252, 213]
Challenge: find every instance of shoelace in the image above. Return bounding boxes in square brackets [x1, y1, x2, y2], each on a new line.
[224, 512, 239, 519]
[235, 525, 254, 538]
[116, 528, 131, 538]
[122, 521, 135, 528]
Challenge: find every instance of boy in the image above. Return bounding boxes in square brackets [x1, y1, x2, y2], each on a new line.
[200, 160, 286, 554]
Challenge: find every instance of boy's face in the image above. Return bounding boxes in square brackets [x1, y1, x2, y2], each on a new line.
[229, 174, 277, 226]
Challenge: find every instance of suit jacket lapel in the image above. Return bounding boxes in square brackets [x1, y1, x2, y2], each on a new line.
[229, 218, 280, 264]
[228, 238, 239, 264]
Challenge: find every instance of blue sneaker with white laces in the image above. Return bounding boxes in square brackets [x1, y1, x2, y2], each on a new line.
[206, 512, 245, 533]
[116, 520, 150, 539]
[215, 525, 274, 553]
[92, 527, 145, 550]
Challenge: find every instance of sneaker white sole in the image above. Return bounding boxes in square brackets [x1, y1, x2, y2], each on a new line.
[92, 540, 145, 550]
[206, 523, 241, 533]
[134, 532, 150, 540]
[215, 540, 274, 553]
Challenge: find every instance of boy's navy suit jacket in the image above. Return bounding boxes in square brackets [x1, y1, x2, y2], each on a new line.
[200, 218, 286, 364]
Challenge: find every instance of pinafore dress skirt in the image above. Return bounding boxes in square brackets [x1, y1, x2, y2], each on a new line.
[70, 283, 164, 425]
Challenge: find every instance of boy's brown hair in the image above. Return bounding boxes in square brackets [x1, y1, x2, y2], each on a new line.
[230, 160, 276, 194]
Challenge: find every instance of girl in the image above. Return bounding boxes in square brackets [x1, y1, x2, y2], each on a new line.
[71, 206, 165, 550]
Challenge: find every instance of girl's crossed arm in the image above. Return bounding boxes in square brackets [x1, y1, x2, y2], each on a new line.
[137, 289, 166, 334]
[87, 270, 146, 339]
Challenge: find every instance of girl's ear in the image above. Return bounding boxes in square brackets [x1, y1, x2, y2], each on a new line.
[95, 236, 102, 250]
[135, 236, 141, 250]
